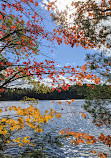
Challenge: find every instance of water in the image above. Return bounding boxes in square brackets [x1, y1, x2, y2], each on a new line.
[0, 100, 111, 157]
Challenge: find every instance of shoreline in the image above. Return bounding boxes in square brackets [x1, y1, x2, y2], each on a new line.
[0, 99, 85, 102]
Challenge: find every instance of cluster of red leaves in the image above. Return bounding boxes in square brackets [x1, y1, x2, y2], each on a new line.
[0, 2, 111, 158]
[0, 58, 104, 94]
[1, 0, 109, 94]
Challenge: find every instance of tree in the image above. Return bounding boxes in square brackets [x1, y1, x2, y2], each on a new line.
[45, 0, 111, 52]
[85, 51, 111, 83]
[46, 0, 111, 83]
[0, 0, 64, 157]
[0, 0, 56, 91]
[0, 0, 111, 157]
[0, 0, 105, 93]
[42, 0, 111, 85]
[84, 84, 111, 128]
[0, 1, 83, 157]
[43, 1, 111, 157]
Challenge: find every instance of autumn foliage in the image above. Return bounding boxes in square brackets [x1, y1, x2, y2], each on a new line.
[46, 0, 111, 51]
[1, 0, 110, 93]
[0, 0, 111, 157]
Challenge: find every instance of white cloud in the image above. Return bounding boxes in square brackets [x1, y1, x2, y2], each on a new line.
[8, 79, 33, 89]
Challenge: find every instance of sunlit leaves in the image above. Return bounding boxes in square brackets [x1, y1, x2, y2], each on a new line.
[45, 0, 111, 52]
[0, 98, 62, 147]
[59, 128, 111, 157]
[0, 0, 107, 94]
[0, 0, 111, 157]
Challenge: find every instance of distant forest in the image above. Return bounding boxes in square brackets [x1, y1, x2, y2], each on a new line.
[0, 84, 111, 101]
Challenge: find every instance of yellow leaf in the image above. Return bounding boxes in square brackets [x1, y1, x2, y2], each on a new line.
[0, 109, 3, 113]
[7, 140, 10, 144]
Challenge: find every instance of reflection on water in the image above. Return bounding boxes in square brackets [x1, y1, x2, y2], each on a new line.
[84, 99, 111, 129]
[0, 100, 111, 158]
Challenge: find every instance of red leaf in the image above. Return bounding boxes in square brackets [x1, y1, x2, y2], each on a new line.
[52, 87, 55, 91]
[71, 99, 75, 102]
[1, 62, 4, 66]
[12, 25, 16, 29]
[35, 2, 38, 6]
[0, 14, 2, 20]
[58, 102, 62, 105]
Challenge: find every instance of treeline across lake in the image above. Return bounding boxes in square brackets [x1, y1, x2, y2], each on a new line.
[0, 84, 111, 101]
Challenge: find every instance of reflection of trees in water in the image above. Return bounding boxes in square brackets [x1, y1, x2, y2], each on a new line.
[0, 125, 63, 158]
[84, 84, 111, 128]
[84, 99, 111, 128]
[21, 128, 64, 158]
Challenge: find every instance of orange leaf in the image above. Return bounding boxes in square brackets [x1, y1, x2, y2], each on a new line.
[76, 44, 79, 47]
[68, 101, 71, 105]
[81, 65, 87, 72]
[90, 150, 96, 154]
[71, 99, 75, 102]
[59, 131, 64, 134]
[81, 112, 86, 118]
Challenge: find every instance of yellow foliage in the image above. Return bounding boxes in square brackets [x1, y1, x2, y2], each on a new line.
[56, 113, 61, 118]
[0, 109, 3, 113]
[0, 97, 62, 148]
[9, 107, 12, 111]
[7, 140, 10, 144]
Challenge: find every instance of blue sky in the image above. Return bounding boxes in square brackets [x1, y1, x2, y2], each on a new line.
[1, 0, 110, 88]
[35, 6, 95, 69]
[49, 43, 94, 67]
[2, 0, 107, 88]
[0, 0, 95, 69]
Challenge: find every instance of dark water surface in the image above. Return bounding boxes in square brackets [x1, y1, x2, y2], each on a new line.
[0, 100, 111, 157]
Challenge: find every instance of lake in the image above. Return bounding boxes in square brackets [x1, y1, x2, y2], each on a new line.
[0, 100, 111, 158]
